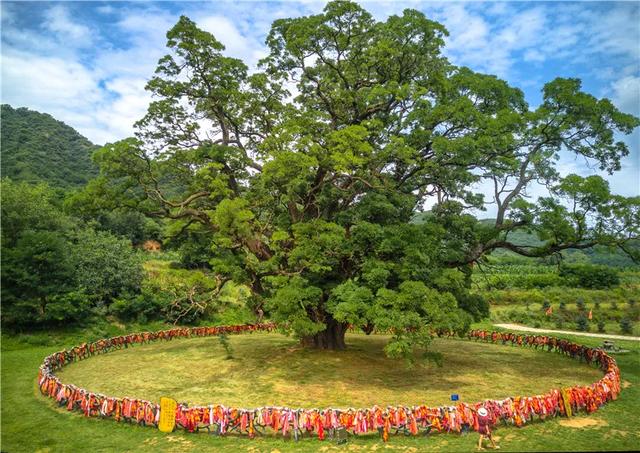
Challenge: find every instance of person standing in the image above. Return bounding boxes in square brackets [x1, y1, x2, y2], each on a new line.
[477, 407, 500, 450]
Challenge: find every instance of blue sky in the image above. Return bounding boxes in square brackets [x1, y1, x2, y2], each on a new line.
[1, 1, 639, 211]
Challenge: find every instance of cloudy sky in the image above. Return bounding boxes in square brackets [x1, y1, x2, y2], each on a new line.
[1, 0, 639, 209]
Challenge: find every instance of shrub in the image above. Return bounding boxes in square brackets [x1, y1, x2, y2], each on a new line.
[594, 301, 601, 310]
[218, 333, 234, 359]
[109, 289, 169, 323]
[2, 291, 92, 328]
[71, 229, 143, 304]
[542, 300, 551, 310]
[576, 315, 589, 332]
[559, 301, 567, 311]
[620, 318, 633, 335]
[559, 264, 620, 289]
[576, 298, 586, 311]
[597, 320, 606, 333]
[611, 301, 618, 310]
[456, 293, 490, 321]
[629, 300, 636, 308]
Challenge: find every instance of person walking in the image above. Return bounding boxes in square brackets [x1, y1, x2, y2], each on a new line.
[477, 407, 500, 450]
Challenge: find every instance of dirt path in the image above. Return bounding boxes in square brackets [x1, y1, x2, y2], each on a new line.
[493, 323, 640, 342]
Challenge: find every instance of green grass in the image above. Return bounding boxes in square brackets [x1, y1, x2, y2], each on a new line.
[2, 326, 640, 452]
[56, 333, 600, 408]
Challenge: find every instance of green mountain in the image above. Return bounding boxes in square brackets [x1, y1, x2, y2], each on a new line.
[1, 104, 98, 188]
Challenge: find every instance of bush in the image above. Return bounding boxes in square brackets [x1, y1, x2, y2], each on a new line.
[576, 298, 586, 311]
[559, 264, 620, 289]
[542, 300, 551, 310]
[611, 301, 618, 310]
[597, 320, 606, 333]
[595, 301, 601, 310]
[620, 318, 633, 335]
[456, 293, 489, 321]
[109, 289, 169, 323]
[42, 291, 93, 324]
[71, 229, 143, 304]
[576, 314, 589, 332]
[559, 301, 567, 310]
[2, 291, 92, 329]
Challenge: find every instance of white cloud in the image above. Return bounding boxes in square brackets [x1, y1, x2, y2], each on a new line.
[523, 49, 545, 63]
[611, 76, 640, 116]
[197, 15, 263, 66]
[43, 5, 92, 43]
[96, 5, 115, 15]
[1, 49, 102, 109]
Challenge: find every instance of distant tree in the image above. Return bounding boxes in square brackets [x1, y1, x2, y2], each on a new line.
[84, 2, 640, 354]
[560, 264, 620, 289]
[576, 314, 589, 332]
[1, 178, 144, 328]
[1, 230, 74, 314]
[0, 179, 72, 247]
[71, 228, 143, 304]
[597, 320, 606, 333]
[619, 318, 633, 335]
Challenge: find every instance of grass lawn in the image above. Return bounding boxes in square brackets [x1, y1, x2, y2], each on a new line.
[2, 326, 639, 452]
[56, 333, 600, 408]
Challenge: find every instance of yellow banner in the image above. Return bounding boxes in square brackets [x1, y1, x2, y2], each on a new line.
[158, 397, 177, 433]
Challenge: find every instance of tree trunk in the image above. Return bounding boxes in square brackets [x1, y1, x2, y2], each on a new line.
[301, 317, 348, 350]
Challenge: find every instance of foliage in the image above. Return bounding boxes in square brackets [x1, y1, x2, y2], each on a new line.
[1, 104, 98, 188]
[70, 228, 143, 303]
[620, 318, 633, 335]
[217, 333, 234, 359]
[0, 179, 73, 247]
[0, 179, 144, 328]
[109, 290, 168, 324]
[559, 264, 620, 289]
[79, 2, 639, 355]
[575, 314, 589, 332]
[139, 260, 245, 324]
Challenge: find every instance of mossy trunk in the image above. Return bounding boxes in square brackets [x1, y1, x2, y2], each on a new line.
[301, 317, 348, 350]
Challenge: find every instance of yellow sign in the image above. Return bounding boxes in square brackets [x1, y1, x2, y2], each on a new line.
[158, 397, 177, 433]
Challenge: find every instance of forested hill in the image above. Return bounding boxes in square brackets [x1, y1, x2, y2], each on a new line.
[1, 104, 98, 188]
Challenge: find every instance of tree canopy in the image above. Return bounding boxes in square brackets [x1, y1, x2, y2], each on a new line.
[85, 1, 640, 355]
[1, 179, 143, 329]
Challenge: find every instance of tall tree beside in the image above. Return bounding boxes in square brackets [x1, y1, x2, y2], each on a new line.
[87, 1, 639, 355]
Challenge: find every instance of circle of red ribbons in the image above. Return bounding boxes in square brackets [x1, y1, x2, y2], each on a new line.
[37, 324, 621, 441]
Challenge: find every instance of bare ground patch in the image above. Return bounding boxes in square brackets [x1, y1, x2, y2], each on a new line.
[559, 417, 608, 429]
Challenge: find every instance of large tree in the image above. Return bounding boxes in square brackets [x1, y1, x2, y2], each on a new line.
[87, 1, 639, 354]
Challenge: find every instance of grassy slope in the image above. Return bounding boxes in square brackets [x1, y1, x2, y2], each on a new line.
[2, 327, 639, 452]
